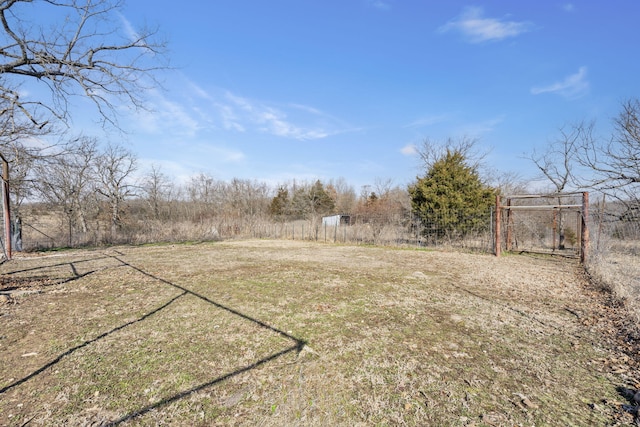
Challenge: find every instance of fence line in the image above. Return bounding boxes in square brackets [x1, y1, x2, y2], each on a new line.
[9, 204, 640, 258]
[13, 209, 495, 253]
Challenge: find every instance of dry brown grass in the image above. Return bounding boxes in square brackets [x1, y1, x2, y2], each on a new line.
[0, 240, 637, 426]
[587, 239, 640, 324]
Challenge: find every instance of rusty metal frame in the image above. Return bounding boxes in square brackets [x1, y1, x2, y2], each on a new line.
[495, 192, 589, 263]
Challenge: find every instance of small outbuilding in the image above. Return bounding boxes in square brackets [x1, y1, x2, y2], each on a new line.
[322, 214, 351, 226]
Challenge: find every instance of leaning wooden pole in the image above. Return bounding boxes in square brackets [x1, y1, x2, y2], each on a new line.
[0, 153, 11, 260]
[495, 194, 501, 257]
[580, 192, 589, 264]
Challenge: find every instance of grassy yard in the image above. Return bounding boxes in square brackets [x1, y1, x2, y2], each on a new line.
[0, 240, 637, 426]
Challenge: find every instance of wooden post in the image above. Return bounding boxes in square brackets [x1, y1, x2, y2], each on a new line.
[552, 210, 558, 251]
[581, 192, 589, 264]
[597, 195, 605, 251]
[495, 195, 501, 257]
[0, 153, 10, 260]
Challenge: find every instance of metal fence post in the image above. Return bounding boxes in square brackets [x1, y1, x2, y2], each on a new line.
[581, 192, 589, 263]
[495, 195, 501, 257]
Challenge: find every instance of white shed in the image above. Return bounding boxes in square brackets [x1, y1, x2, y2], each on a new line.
[322, 214, 351, 226]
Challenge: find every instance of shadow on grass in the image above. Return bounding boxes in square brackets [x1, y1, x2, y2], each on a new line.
[616, 386, 640, 421]
[114, 256, 304, 343]
[0, 253, 306, 425]
[0, 255, 118, 291]
[107, 343, 303, 426]
[0, 291, 187, 394]
[449, 279, 585, 340]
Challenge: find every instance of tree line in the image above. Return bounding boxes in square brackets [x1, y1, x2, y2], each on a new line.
[14, 143, 417, 247]
[6, 96, 640, 249]
[1, 0, 639, 251]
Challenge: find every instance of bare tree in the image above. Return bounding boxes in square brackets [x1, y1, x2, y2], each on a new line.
[0, 0, 166, 131]
[222, 178, 269, 219]
[140, 164, 173, 220]
[326, 177, 356, 214]
[187, 173, 215, 205]
[526, 122, 588, 194]
[66, 137, 100, 233]
[35, 136, 99, 244]
[578, 99, 640, 211]
[3, 143, 34, 213]
[93, 142, 137, 238]
[0, 0, 165, 250]
[416, 136, 488, 175]
[485, 170, 528, 195]
[185, 172, 220, 220]
[355, 182, 410, 243]
[525, 122, 588, 249]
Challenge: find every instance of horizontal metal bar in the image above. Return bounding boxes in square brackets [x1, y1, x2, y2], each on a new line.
[502, 204, 583, 210]
[502, 192, 585, 199]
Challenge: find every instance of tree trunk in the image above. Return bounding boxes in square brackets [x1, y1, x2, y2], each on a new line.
[111, 197, 119, 238]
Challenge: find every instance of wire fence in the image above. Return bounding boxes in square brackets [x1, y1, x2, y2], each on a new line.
[498, 208, 584, 257]
[5, 203, 640, 258]
[6, 199, 640, 326]
[242, 218, 493, 252]
[13, 209, 496, 254]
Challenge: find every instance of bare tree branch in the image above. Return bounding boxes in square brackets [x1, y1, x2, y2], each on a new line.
[0, 0, 167, 131]
[416, 136, 489, 179]
[576, 99, 640, 204]
[524, 121, 590, 193]
[93, 141, 137, 236]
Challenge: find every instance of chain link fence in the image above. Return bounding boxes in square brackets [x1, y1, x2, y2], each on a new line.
[585, 199, 640, 320]
[10, 198, 640, 324]
[14, 208, 494, 253]
[10, 202, 640, 257]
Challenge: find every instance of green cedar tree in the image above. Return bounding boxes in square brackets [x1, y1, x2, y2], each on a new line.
[409, 150, 495, 238]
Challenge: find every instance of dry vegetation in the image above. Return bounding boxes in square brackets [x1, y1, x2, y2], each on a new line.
[1, 240, 639, 426]
[587, 239, 640, 323]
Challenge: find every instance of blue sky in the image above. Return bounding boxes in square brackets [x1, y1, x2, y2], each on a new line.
[72, 1, 640, 190]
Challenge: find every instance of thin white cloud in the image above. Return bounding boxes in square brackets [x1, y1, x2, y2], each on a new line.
[369, 0, 391, 11]
[216, 103, 245, 132]
[460, 114, 506, 135]
[118, 14, 140, 42]
[222, 91, 339, 141]
[141, 143, 245, 184]
[257, 108, 330, 140]
[405, 113, 450, 128]
[401, 144, 417, 156]
[187, 81, 214, 100]
[140, 79, 347, 142]
[439, 7, 532, 43]
[563, 3, 575, 12]
[133, 89, 201, 136]
[225, 91, 255, 113]
[356, 159, 386, 173]
[192, 143, 245, 163]
[136, 158, 195, 186]
[118, 13, 156, 54]
[289, 103, 324, 115]
[531, 66, 589, 98]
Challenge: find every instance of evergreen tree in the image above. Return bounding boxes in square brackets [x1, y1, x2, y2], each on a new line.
[269, 186, 290, 219]
[288, 180, 335, 219]
[409, 149, 495, 238]
[308, 180, 335, 216]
